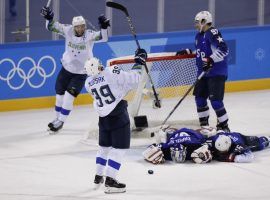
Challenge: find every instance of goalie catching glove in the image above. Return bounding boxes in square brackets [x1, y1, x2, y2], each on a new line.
[191, 144, 213, 164]
[142, 144, 165, 164]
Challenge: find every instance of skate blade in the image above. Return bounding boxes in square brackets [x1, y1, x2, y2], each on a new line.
[47, 128, 60, 135]
[104, 187, 126, 194]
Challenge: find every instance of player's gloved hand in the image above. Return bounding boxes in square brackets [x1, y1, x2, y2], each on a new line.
[202, 57, 213, 72]
[233, 145, 245, 155]
[176, 48, 192, 56]
[40, 6, 54, 21]
[134, 48, 148, 65]
[191, 144, 212, 164]
[142, 144, 165, 164]
[98, 14, 110, 29]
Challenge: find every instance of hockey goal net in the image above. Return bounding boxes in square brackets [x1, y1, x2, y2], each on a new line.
[84, 52, 199, 142]
[108, 52, 199, 131]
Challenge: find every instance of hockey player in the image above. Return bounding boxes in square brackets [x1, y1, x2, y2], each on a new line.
[176, 11, 230, 132]
[143, 127, 213, 164]
[208, 131, 270, 163]
[40, 6, 109, 133]
[84, 49, 147, 193]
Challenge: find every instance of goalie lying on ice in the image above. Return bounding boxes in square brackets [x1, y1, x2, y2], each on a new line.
[143, 127, 270, 164]
[143, 127, 213, 164]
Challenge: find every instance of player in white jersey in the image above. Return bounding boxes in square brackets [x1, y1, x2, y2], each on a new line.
[84, 49, 147, 194]
[40, 6, 109, 133]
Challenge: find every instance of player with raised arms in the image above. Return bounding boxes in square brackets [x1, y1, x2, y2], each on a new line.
[40, 5, 109, 133]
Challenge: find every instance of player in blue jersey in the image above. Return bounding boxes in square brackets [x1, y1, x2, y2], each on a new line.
[208, 131, 270, 163]
[143, 127, 213, 164]
[176, 11, 230, 132]
[84, 49, 147, 194]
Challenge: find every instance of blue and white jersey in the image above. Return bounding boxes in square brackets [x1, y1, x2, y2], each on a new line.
[161, 128, 206, 149]
[195, 27, 229, 77]
[85, 65, 141, 117]
[209, 132, 254, 162]
[209, 132, 246, 149]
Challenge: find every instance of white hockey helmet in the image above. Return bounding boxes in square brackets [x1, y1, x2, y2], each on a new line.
[170, 145, 187, 163]
[194, 11, 212, 31]
[72, 16, 86, 27]
[84, 57, 103, 77]
[215, 135, 232, 152]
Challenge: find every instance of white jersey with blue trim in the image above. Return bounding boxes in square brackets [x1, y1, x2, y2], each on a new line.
[85, 65, 141, 117]
[46, 20, 108, 74]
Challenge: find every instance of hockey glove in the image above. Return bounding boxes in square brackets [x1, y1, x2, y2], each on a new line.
[134, 48, 148, 65]
[176, 48, 192, 56]
[142, 144, 165, 164]
[202, 57, 213, 72]
[233, 145, 245, 155]
[98, 14, 110, 29]
[191, 144, 213, 164]
[40, 6, 54, 21]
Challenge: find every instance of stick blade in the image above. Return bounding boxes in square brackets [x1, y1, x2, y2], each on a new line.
[106, 1, 128, 15]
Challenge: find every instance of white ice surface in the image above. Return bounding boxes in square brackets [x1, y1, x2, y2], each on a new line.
[0, 90, 270, 200]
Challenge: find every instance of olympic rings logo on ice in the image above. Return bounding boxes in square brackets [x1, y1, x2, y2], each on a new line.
[0, 56, 56, 90]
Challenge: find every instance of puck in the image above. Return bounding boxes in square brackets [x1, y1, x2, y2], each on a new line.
[148, 170, 154, 174]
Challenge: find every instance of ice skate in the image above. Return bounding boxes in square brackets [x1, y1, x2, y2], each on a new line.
[216, 123, 230, 133]
[48, 118, 58, 129]
[104, 176, 126, 194]
[93, 175, 104, 190]
[48, 119, 64, 134]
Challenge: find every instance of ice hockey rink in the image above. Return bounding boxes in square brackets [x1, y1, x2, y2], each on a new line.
[0, 89, 270, 200]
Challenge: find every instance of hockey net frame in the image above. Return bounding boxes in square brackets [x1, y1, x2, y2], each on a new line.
[108, 53, 199, 133]
[84, 52, 199, 142]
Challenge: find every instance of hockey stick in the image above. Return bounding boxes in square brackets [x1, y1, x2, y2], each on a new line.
[161, 71, 206, 128]
[106, 1, 161, 108]
[46, 0, 52, 7]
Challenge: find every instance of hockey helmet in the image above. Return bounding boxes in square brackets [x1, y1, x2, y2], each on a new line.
[194, 11, 212, 31]
[215, 135, 232, 152]
[72, 16, 86, 36]
[72, 16, 86, 27]
[170, 145, 187, 163]
[84, 57, 103, 77]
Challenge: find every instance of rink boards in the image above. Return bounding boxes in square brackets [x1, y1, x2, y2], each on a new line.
[1, 26, 270, 111]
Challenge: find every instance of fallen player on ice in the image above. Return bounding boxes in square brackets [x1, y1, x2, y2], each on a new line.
[143, 126, 270, 164]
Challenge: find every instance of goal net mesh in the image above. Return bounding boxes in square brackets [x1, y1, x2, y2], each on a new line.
[84, 53, 199, 142]
[108, 53, 198, 129]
